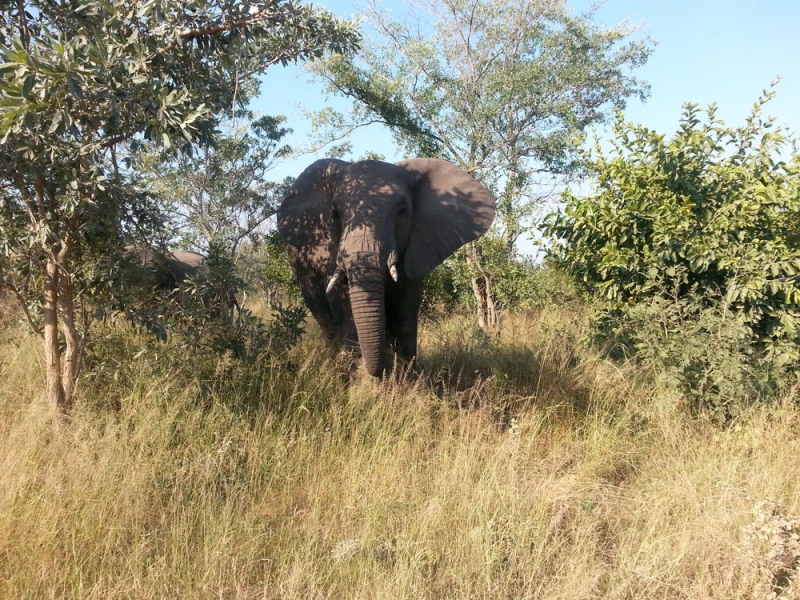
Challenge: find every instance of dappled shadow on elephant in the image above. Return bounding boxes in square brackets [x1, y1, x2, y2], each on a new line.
[277, 158, 495, 380]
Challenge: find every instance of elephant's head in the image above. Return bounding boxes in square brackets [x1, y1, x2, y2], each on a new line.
[125, 246, 207, 289]
[277, 158, 495, 377]
[168, 250, 208, 284]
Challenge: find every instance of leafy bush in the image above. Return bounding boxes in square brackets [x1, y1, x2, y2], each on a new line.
[494, 258, 586, 310]
[259, 231, 302, 304]
[211, 303, 306, 360]
[596, 297, 790, 417]
[421, 241, 584, 319]
[545, 90, 800, 411]
[421, 260, 464, 316]
[107, 242, 305, 365]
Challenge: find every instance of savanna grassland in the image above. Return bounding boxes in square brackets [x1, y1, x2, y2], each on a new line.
[1, 302, 799, 599]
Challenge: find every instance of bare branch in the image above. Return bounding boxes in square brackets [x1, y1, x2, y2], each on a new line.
[1, 278, 44, 338]
[152, 1, 284, 58]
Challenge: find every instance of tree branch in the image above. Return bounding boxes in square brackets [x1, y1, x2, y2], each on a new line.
[152, 1, 287, 59]
[1, 278, 44, 338]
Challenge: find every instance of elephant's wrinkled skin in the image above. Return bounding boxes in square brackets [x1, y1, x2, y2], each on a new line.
[277, 158, 495, 377]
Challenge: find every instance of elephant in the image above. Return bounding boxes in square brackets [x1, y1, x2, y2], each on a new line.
[125, 246, 207, 289]
[277, 157, 495, 377]
[123, 246, 237, 319]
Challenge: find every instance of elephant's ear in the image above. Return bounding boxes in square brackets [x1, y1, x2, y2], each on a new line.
[277, 159, 347, 262]
[397, 158, 496, 279]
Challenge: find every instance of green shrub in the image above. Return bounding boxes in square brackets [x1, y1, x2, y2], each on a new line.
[421, 242, 585, 319]
[495, 259, 586, 310]
[595, 296, 792, 418]
[421, 260, 464, 316]
[253, 231, 302, 304]
[545, 89, 800, 411]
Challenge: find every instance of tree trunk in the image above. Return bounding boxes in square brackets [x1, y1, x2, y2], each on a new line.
[32, 177, 80, 412]
[43, 255, 67, 411]
[43, 239, 81, 413]
[465, 242, 500, 331]
[59, 257, 80, 404]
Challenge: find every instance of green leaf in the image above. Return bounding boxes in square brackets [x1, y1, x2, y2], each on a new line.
[47, 111, 62, 134]
[66, 76, 84, 99]
[22, 74, 35, 98]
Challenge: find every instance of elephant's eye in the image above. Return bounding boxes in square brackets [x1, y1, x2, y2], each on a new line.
[397, 206, 408, 217]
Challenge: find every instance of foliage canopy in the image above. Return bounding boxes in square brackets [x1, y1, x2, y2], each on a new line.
[0, 0, 358, 410]
[141, 114, 294, 255]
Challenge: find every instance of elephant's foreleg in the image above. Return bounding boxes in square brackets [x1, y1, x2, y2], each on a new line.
[290, 253, 340, 346]
[387, 277, 424, 363]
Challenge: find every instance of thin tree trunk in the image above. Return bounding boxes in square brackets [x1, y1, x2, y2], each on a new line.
[57, 190, 85, 407]
[32, 175, 78, 412]
[59, 256, 79, 405]
[465, 242, 500, 331]
[484, 269, 500, 329]
[470, 270, 487, 330]
[43, 255, 66, 411]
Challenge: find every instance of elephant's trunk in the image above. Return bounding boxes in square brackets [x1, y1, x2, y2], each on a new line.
[341, 221, 396, 377]
[348, 266, 387, 377]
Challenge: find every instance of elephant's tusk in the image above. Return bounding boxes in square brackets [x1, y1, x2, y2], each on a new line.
[326, 269, 342, 294]
[389, 264, 399, 282]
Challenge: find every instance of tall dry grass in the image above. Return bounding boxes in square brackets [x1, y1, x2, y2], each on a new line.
[1, 305, 798, 598]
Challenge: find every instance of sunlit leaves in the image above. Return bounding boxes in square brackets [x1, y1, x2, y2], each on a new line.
[546, 88, 800, 354]
[139, 115, 293, 255]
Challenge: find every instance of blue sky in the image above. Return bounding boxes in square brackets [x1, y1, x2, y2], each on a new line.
[252, 0, 799, 255]
[254, 0, 800, 176]
[585, 0, 800, 135]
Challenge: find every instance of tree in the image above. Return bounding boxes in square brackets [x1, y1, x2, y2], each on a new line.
[544, 90, 800, 359]
[141, 114, 293, 255]
[310, 0, 653, 327]
[138, 113, 298, 308]
[0, 0, 358, 412]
